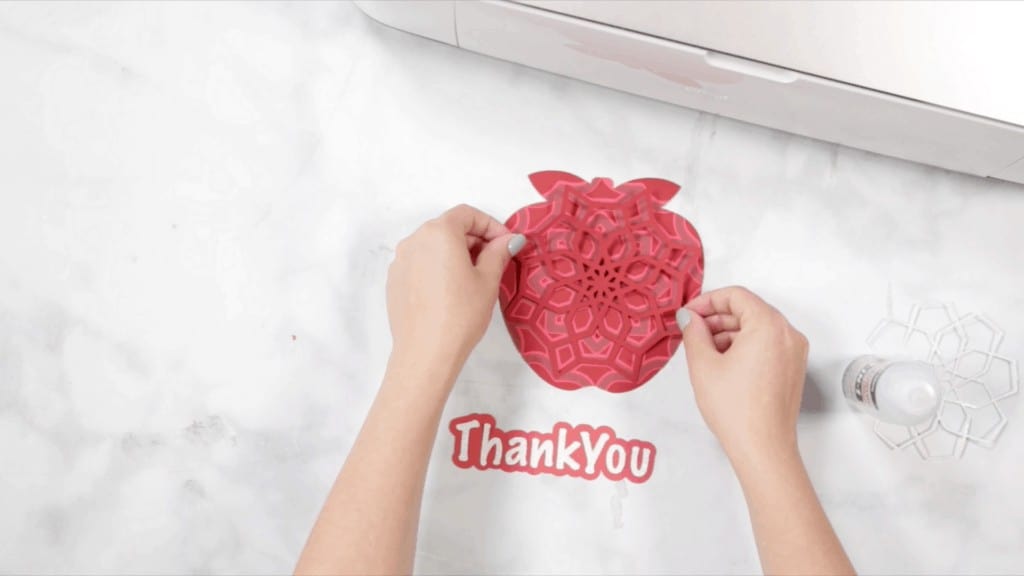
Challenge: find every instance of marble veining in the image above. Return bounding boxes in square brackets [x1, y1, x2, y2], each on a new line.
[0, 2, 1022, 574]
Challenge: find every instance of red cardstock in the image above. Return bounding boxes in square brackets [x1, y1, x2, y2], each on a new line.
[449, 413, 656, 484]
[499, 171, 704, 393]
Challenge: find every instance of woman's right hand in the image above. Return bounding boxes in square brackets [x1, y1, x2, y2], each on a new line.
[679, 288, 855, 576]
[677, 286, 809, 468]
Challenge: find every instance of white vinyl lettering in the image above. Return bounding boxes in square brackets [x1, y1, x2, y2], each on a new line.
[579, 431, 610, 475]
[628, 445, 652, 479]
[555, 427, 581, 470]
[530, 436, 555, 468]
[480, 423, 503, 466]
[605, 444, 626, 474]
[505, 437, 528, 467]
[453, 419, 480, 463]
[448, 414, 656, 483]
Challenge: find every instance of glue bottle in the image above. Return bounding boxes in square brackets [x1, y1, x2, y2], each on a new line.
[842, 355, 941, 426]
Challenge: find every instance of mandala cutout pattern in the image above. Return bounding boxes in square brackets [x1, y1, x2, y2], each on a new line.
[866, 301, 1020, 460]
[499, 171, 704, 393]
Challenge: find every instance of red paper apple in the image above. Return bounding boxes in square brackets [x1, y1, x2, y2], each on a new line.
[499, 171, 704, 393]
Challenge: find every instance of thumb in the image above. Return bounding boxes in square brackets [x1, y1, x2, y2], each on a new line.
[475, 233, 526, 281]
[677, 308, 718, 368]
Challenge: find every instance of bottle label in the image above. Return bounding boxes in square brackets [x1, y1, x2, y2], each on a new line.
[842, 355, 892, 409]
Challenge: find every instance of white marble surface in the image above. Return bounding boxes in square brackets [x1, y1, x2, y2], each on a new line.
[1, 2, 1023, 574]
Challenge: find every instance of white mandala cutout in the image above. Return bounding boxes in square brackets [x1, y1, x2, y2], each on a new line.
[864, 302, 1019, 460]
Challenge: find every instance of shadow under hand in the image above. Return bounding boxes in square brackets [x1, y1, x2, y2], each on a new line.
[802, 372, 829, 414]
[802, 355, 849, 415]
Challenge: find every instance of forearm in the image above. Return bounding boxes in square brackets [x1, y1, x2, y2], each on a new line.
[733, 447, 855, 576]
[295, 355, 457, 576]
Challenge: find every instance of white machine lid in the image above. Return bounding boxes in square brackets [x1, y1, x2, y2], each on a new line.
[523, 1, 1024, 128]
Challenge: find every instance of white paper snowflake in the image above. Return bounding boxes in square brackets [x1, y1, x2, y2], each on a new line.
[864, 302, 1019, 460]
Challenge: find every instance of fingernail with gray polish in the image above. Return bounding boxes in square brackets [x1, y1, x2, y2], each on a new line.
[676, 308, 691, 330]
[508, 234, 527, 256]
